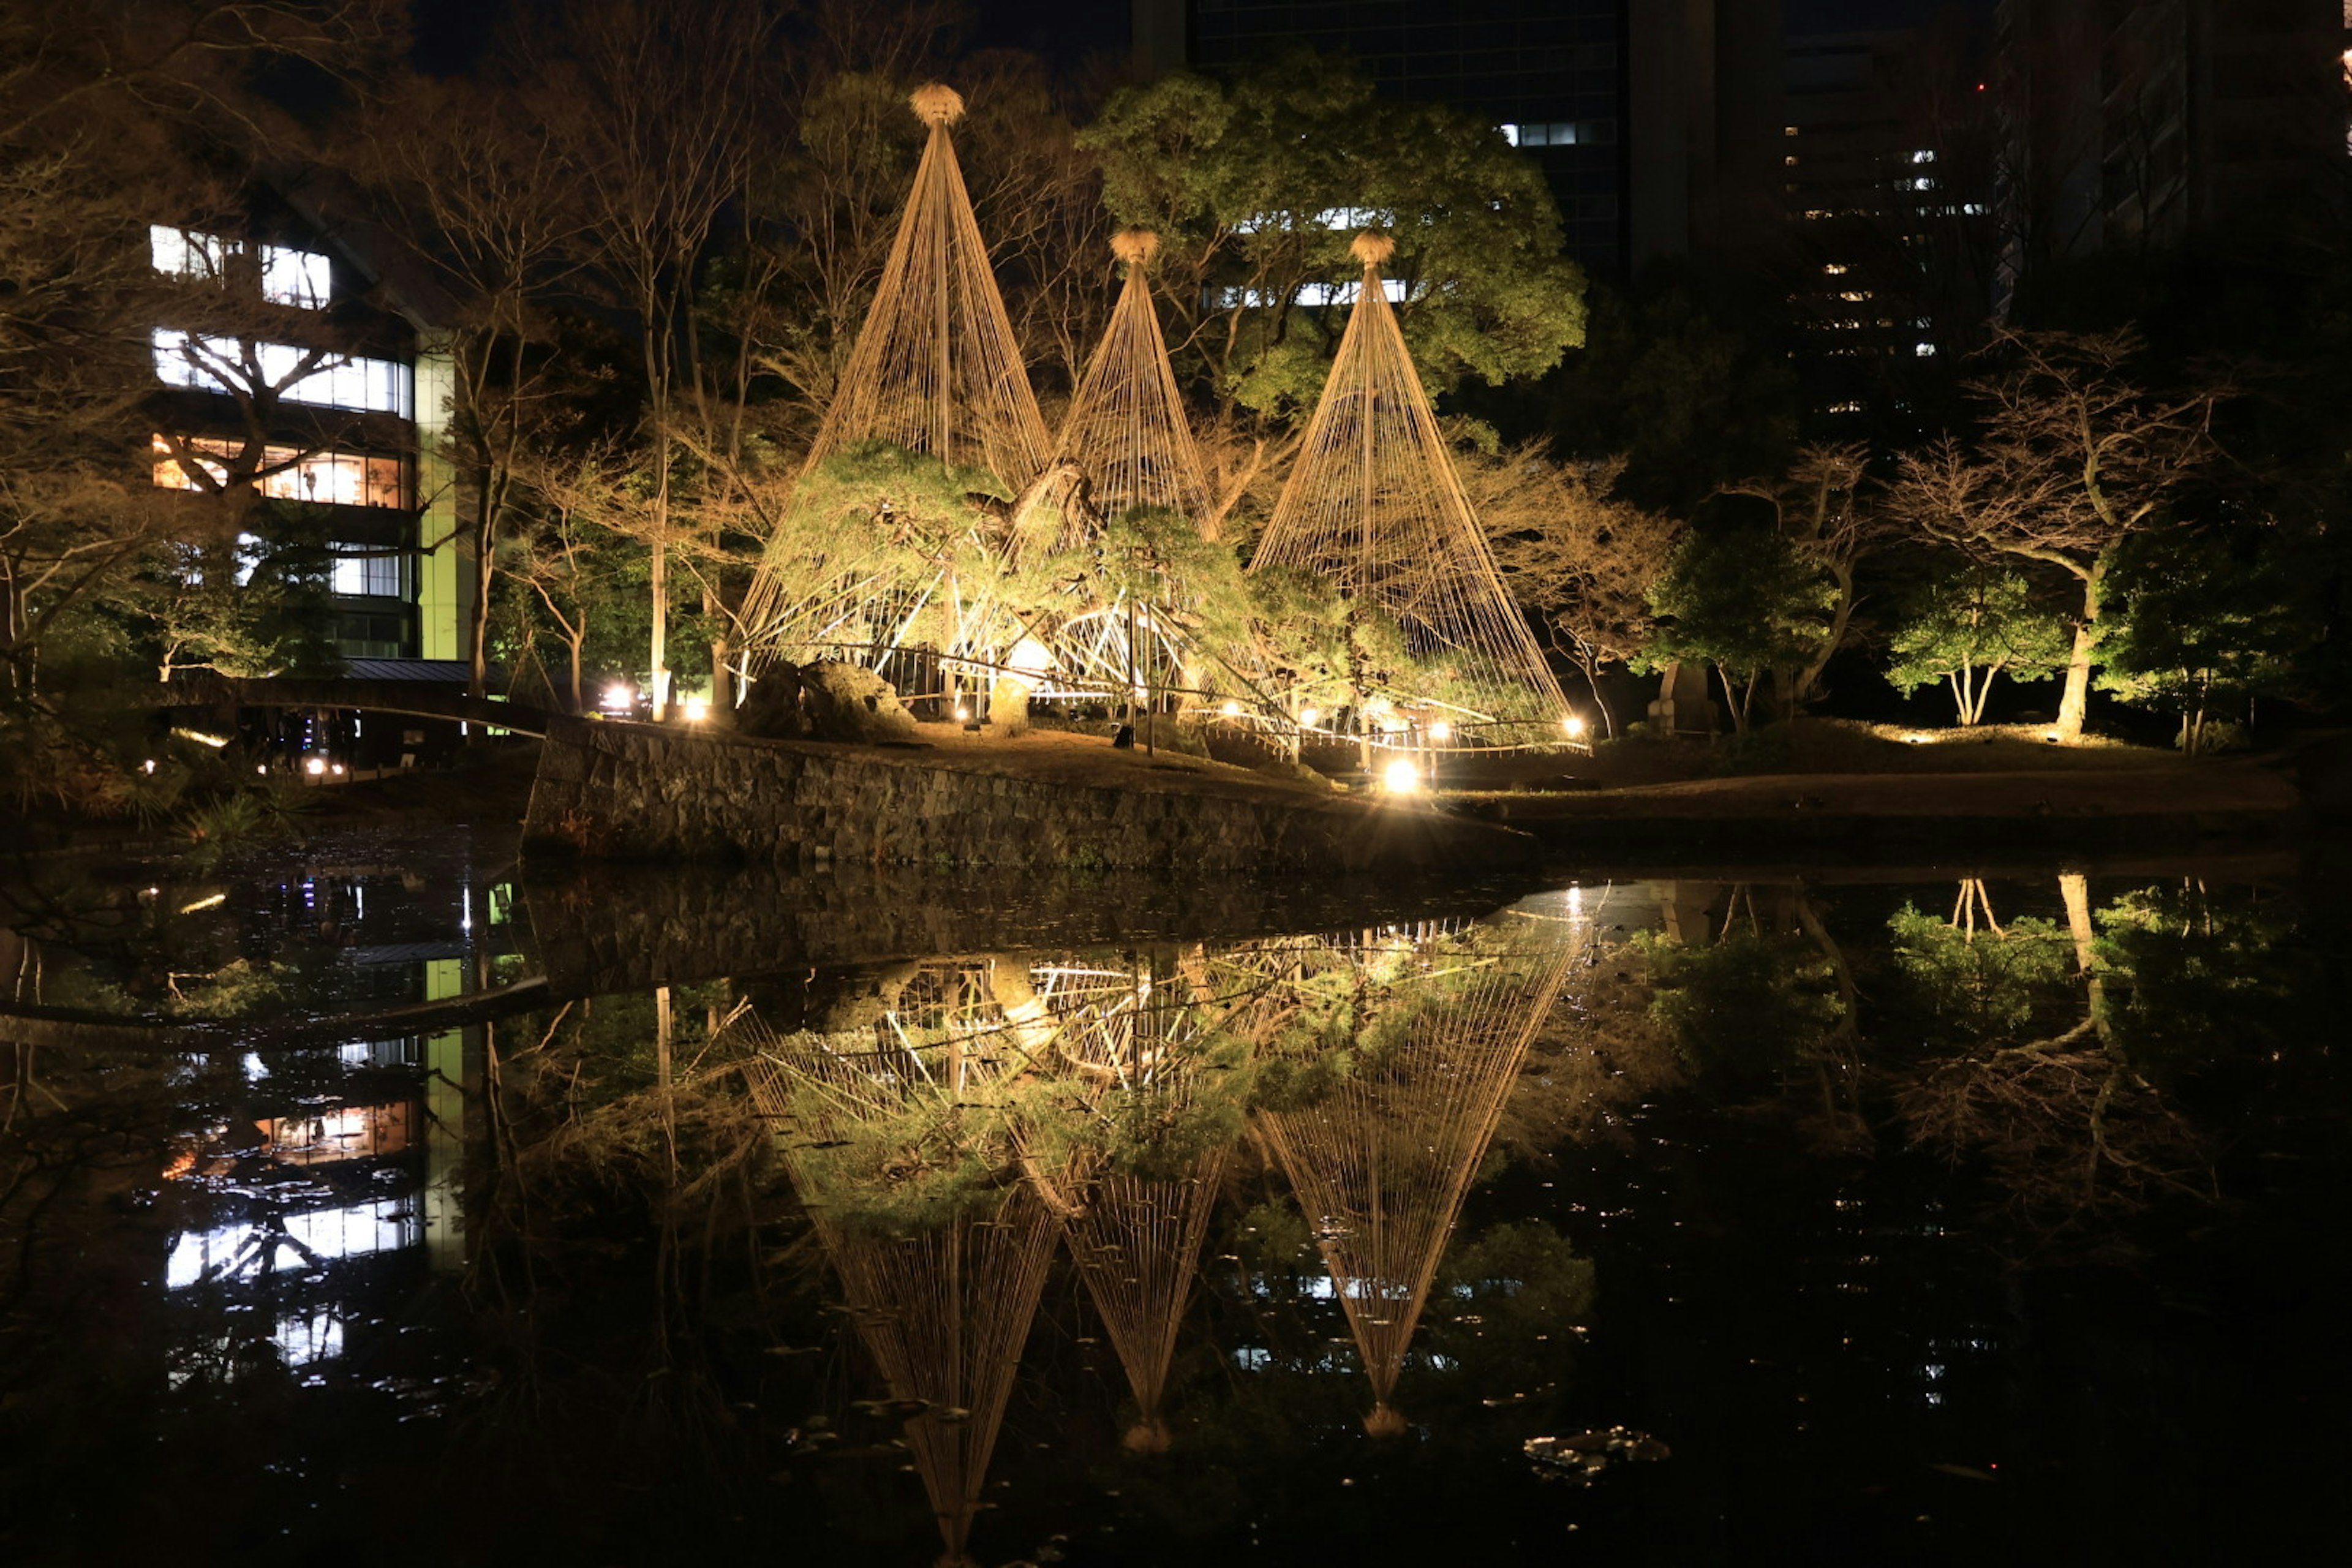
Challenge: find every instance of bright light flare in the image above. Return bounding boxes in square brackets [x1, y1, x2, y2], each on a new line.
[1006, 636, 1052, 680]
[1220, 700, 1242, 718]
[954, 704, 970, 721]
[682, 698, 709, 723]
[304, 756, 326, 776]
[1427, 719, 1452, 742]
[1562, 714, 1586, 737]
[601, 683, 633, 712]
[1298, 706, 1320, 728]
[1381, 758, 1421, 794]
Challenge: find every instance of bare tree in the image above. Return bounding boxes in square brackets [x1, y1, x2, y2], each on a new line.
[528, 0, 782, 719]
[1727, 443, 1888, 709]
[1890, 330, 2219, 742]
[1476, 445, 1680, 737]
[353, 71, 592, 701]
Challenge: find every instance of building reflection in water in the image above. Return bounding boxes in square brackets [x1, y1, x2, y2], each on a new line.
[133, 861, 508, 1389]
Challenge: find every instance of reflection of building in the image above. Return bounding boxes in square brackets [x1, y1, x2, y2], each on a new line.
[146, 206, 470, 668]
[152, 861, 507, 1386]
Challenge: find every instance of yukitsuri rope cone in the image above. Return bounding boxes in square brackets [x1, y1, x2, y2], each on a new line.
[1068, 1157, 1226, 1453]
[1254, 924, 1577, 1436]
[1055, 230, 1216, 533]
[1248, 232, 1571, 739]
[799, 84, 1052, 489]
[744, 1027, 1056, 1568]
[1001, 950, 1247, 1455]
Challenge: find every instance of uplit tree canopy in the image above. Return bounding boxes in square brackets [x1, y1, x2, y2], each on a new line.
[1884, 564, 2070, 726]
[2094, 524, 2306, 755]
[1642, 527, 1838, 734]
[1080, 53, 1588, 423]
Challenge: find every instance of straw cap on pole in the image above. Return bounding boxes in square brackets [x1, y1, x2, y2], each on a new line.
[1351, 230, 1396, 268]
[1111, 228, 1161, 268]
[910, 83, 965, 126]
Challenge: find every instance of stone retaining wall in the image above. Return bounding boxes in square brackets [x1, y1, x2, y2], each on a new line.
[522, 715, 1529, 874]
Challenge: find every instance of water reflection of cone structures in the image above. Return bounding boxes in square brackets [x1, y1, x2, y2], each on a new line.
[745, 1001, 1055, 1568]
[997, 948, 1255, 1455]
[1254, 920, 1577, 1436]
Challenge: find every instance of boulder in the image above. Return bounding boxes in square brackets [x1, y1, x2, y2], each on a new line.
[802, 660, 919, 744]
[733, 663, 807, 739]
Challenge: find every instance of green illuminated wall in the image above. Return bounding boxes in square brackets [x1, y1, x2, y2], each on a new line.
[413, 336, 469, 663]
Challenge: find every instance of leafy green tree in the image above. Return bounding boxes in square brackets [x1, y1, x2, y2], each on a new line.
[2094, 525, 2306, 755]
[1081, 52, 1586, 529]
[1545, 267, 1800, 514]
[1641, 527, 1836, 733]
[1882, 900, 2075, 1050]
[1884, 564, 2070, 725]
[1639, 927, 1847, 1090]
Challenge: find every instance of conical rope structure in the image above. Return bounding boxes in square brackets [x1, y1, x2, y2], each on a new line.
[741, 1010, 1055, 1568]
[1248, 232, 1571, 742]
[1055, 230, 1216, 533]
[1254, 920, 1577, 1435]
[994, 946, 1268, 1455]
[798, 84, 1051, 489]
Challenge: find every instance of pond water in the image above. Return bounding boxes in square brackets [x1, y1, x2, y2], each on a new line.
[2, 831, 2345, 1564]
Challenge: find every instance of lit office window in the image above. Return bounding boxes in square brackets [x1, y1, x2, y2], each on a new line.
[149, 225, 237, 281]
[153, 330, 414, 417]
[262, 244, 332, 308]
[152, 435, 409, 508]
[331, 550, 405, 598]
[152, 227, 331, 309]
[1208, 278, 1412, 309]
[1499, 121, 1615, 148]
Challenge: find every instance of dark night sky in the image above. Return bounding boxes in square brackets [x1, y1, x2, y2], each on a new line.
[404, 2, 2007, 78]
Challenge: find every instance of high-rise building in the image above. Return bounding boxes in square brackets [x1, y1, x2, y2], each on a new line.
[1993, 0, 2352, 301]
[1780, 10, 1998, 429]
[1133, 1, 1789, 278]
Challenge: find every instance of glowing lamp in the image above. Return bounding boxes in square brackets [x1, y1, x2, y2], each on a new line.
[1428, 719, 1452, 742]
[1298, 707, 1320, 728]
[683, 698, 709, 723]
[142, 759, 156, 774]
[1562, 714, 1586, 737]
[1220, 700, 1242, 718]
[330, 763, 345, 776]
[1382, 758, 1421, 794]
[601, 683, 633, 712]
[305, 757, 326, 776]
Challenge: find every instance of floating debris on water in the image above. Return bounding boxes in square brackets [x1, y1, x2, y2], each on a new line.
[1525, 1427, 1670, 1485]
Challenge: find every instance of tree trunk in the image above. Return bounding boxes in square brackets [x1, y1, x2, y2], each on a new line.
[2058, 870, 2109, 1046]
[469, 510, 495, 703]
[2054, 565, 2103, 744]
[1575, 657, 1616, 739]
[1716, 662, 1749, 734]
